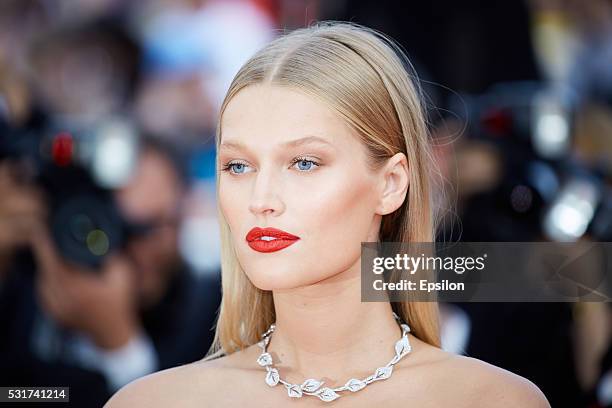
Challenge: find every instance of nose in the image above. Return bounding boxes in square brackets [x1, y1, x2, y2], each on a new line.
[248, 167, 285, 217]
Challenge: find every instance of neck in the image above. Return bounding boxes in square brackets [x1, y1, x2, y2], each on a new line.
[268, 258, 402, 385]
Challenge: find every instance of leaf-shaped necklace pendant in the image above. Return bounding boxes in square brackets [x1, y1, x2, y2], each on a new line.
[256, 311, 412, 402]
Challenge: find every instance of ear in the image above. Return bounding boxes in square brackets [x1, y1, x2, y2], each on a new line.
[376, 152, 409, 216]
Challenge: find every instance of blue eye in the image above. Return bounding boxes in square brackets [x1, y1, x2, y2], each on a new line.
[222, 161, 251, 174]
[292, 157, 320, 172]
[231, 163, 246, 173]
[221, 157, 320, 175]
[296, 160, 312, 171]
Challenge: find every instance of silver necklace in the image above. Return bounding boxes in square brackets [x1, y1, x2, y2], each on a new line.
[256, 312, 412, 402]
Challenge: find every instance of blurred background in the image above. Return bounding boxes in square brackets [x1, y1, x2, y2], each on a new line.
[0, 0, 611, 407]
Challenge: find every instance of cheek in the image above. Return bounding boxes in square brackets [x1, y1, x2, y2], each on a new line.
[217, 171, 378, 290]
[289, 172, 377, 274]
[218, 181, 243, 233]
[266, 173, 375, 288]
[295, 175, 374, 237]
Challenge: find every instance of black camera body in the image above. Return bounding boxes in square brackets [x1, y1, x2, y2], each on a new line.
[0, 111, 139, 270]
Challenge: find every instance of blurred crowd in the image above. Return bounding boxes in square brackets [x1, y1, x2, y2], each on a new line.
[0, 0, 611, 407]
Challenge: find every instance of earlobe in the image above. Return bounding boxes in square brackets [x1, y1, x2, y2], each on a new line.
[378, 153, 409, 216]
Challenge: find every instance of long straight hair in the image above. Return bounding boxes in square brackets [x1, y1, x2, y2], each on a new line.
[205, 21, 443, 360]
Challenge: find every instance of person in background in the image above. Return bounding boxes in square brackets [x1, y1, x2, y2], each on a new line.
[0, 136, 222, 407]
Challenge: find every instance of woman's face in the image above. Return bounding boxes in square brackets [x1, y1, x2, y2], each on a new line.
[218, 84, 386, 290]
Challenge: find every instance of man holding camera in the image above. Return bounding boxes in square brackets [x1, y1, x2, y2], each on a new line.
[0, 140, 221, 406]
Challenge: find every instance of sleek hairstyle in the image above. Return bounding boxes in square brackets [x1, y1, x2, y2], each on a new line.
[206, 20, 443, 359]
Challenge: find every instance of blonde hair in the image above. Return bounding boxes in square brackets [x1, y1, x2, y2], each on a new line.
[205, 20, 442, 360]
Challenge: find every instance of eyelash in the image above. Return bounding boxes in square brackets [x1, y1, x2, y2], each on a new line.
[220, 156, 321, 175]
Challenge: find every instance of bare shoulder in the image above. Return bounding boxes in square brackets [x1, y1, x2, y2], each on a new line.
[416, 340, 550, 408]
[103, 356, 230, 408]
[406, 339, 550, 408]
[448, 355, 549, 407]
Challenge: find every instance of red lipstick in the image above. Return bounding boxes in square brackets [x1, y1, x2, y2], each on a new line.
[246, 227, 300, 253]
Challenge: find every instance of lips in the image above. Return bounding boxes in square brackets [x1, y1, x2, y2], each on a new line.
[246, 227, 300, 253]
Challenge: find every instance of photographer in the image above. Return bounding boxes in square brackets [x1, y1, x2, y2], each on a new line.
[0, 138, 222, 406]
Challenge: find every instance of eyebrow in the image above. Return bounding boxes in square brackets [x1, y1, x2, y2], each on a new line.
[219, 135, 334, 151]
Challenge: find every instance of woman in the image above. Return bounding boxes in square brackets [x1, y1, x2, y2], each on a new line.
[106, 21, 550, 407]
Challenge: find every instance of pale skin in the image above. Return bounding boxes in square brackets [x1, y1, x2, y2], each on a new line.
[105, 84, 551, 407]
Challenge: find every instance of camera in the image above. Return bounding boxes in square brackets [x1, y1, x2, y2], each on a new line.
[0, 110, 145, 270]
[450, 81, 612, 241]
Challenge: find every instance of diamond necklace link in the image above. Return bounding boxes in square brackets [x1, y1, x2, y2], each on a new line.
[255, 312, 412, 403]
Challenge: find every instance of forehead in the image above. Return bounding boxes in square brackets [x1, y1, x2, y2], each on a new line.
[220, 84, 353, 145]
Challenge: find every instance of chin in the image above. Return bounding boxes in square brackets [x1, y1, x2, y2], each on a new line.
[244, 268, 301, 291]
[243, 264, 327, 291]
